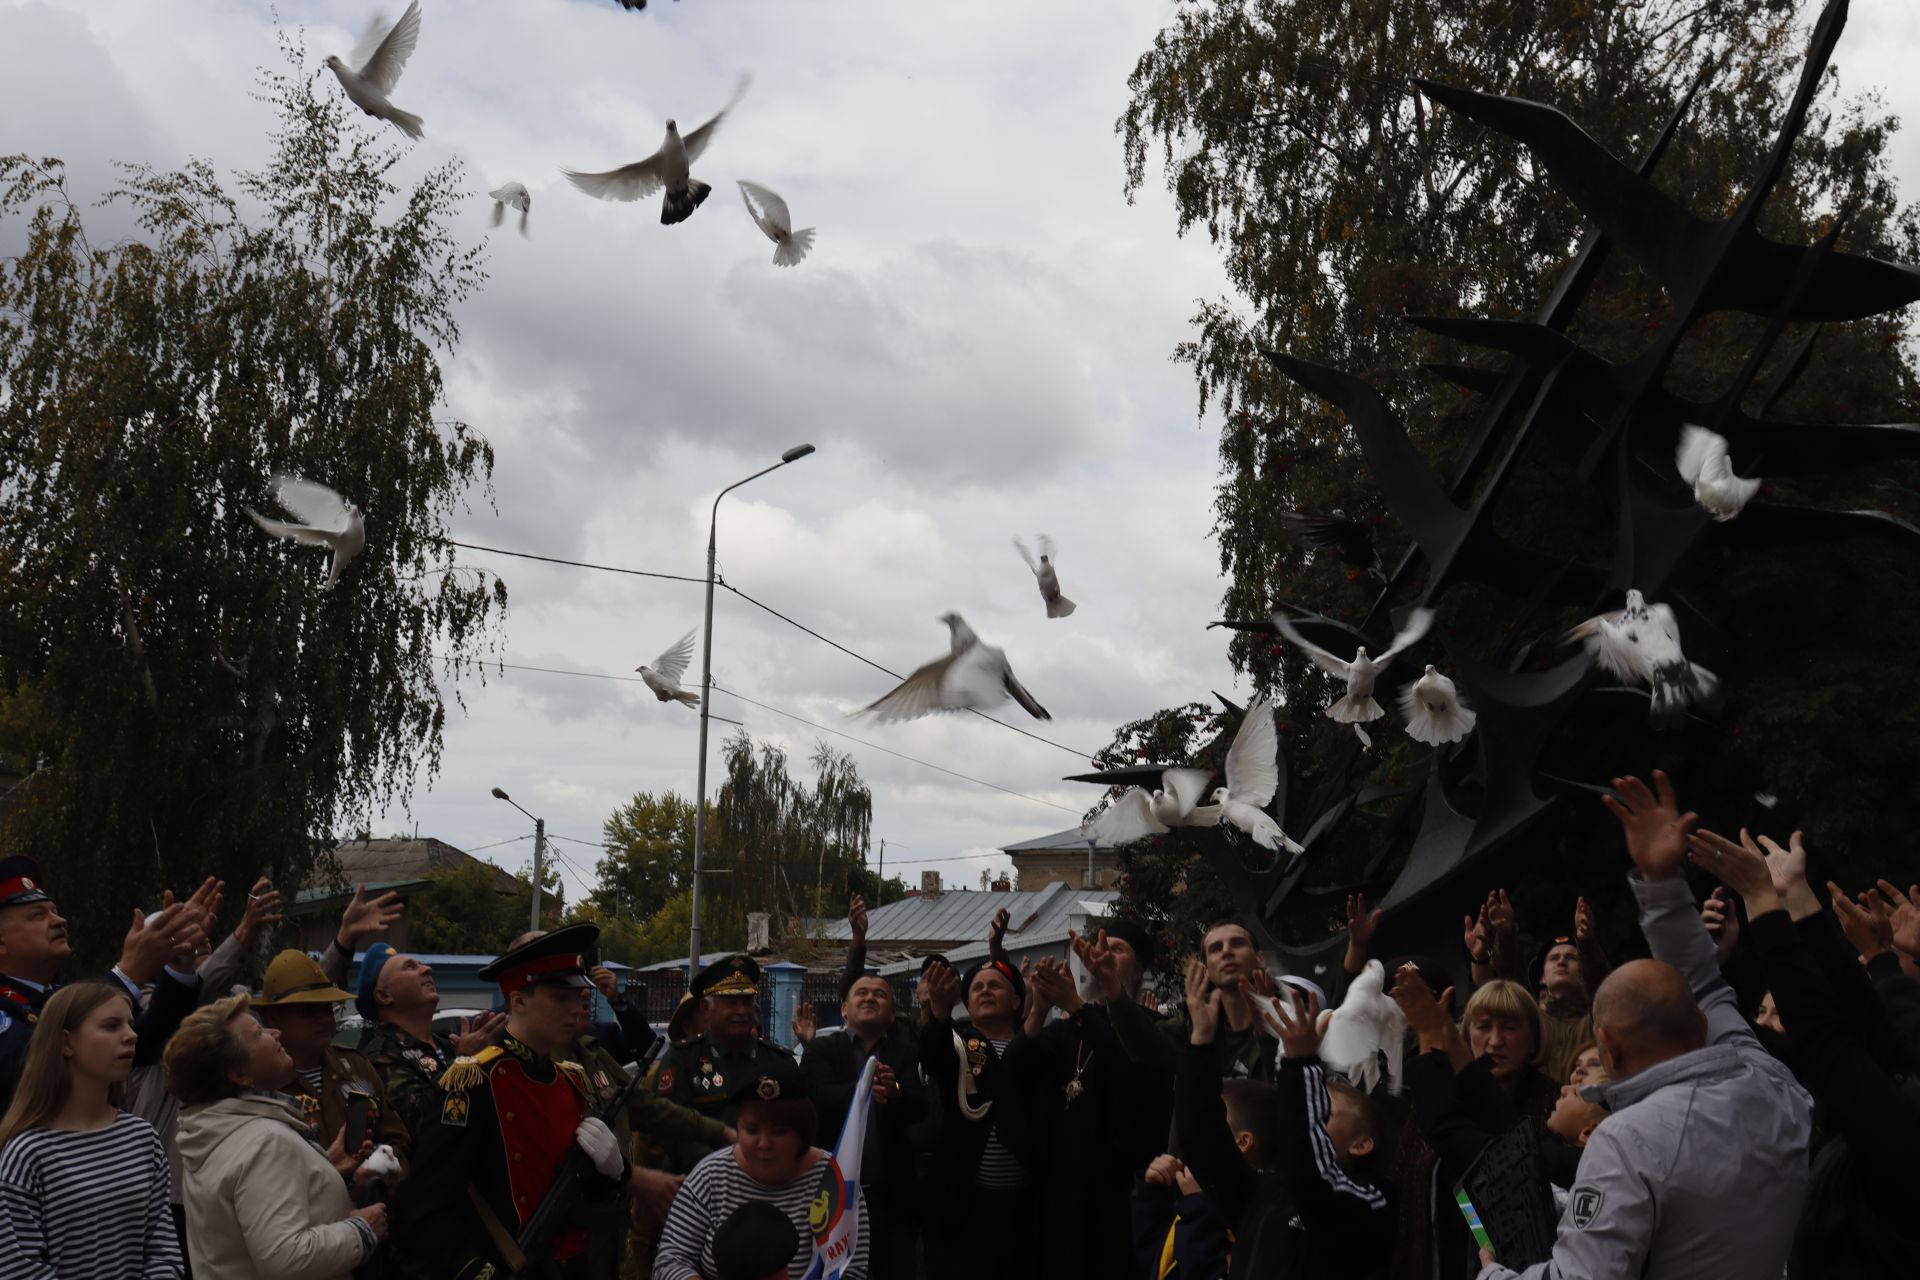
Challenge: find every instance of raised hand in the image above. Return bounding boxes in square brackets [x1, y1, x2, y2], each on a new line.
[452, 1010, 506, 1056]
[1700, 887, 1741, 969]
[791, 999, 817, 1046]
[1463, 905, 1491, 966]
[848, 893, 869, 944]
[1390, 963, 1456, 1053]
[1140, 990, 1162, 1013]
[120, 898, 193, 986]
[1574, 896, 1595, 945]
[1687, 828, 1780, 914]
[589, 965, 620, 1005]
[1888, 885, 1920, 960]
[987, 906, 1011, 961]
[1486, 888, 1516, 939]
[1344, 893, 1381, 974]
[337, 884, 404, 952]
[1828, 884, 1893, 961]
[922, 960, 960, 1021]
[1071, 929, 1124, 1003]
[235, 876, 284, 949]
[1183, 957, 1221, 1045]
[1262, 984, 1323, 1059]
[1604, 771, 1696, 881]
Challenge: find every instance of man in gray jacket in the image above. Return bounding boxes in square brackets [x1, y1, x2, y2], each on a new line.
[1479, 772, 1812, 1280]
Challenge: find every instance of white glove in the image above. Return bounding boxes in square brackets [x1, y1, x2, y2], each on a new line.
[574, 1117, 623, 1178]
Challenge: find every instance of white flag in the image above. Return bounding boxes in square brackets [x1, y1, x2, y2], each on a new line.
[801, 1055, 876, 1280]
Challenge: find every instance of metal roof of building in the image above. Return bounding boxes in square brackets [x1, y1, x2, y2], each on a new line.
[815, 881, 1120, 947]
[1001, 826, 1112, 853]
[311, 837, 522, 895]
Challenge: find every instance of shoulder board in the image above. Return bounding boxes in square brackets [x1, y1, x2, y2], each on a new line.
[556, 1057, 592, 1096]
[437, 1046, 505, 1092]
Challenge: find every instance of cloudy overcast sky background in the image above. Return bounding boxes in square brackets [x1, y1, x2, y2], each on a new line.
[6, 0, 1920, 910]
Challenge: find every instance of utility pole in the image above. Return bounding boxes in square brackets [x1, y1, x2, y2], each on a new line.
[532, 817, 546, 930]
[877, 839, 884, 908]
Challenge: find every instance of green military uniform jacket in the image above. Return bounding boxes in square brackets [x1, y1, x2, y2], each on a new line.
[650, 1033, 791, 1171]
[358, 1019, 461, 1141]
[286, 1044, 414, 1176]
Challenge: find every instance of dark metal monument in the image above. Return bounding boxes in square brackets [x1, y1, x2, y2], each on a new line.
[1076, 0, 1920, 973]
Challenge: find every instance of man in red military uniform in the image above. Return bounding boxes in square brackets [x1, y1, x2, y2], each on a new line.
[395, 923, 629, 1279]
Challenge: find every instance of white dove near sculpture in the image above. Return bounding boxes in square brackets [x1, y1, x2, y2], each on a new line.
[1013, 535, 1076, 619]
[738, 181, 815, 266]
[1399, 665, 1476, 745]
[323, 2, 425, 140]
[1675, 425, 1760, 522]
[1561, 589, 1721, 728]
[1207, 693, 1304, 854]
[247, 475, 366, 593]
[1081, 767, 1215, 846]
[861, 614, 1049, 722]
[1274, 608, 1434, 724]
[636, 630, 700, 709]
[1317, 959, 1408, 1095]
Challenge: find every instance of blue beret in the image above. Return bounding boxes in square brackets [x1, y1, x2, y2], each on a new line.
[356, 942, 396, 1022]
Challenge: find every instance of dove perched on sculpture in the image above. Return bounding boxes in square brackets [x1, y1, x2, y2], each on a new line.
[636, 629, 700, 709]
[1207, 693, 1304, 854]
[1399, 665, 1476, 745]
[1013, 535, 1076, 619]
[1274, 608, 1434, 724]
[738, 181, 815, 267]
[488, 182, 530, 236]
[1675, 425, 1760, 521]
[1560, 589, 1721, 728]
[1279, 509, 1386, 584]
[1081, 767, 1214, 846]
[564, 75, 750, 225]
[247, 475, 367, 592]
[323, 2, 425, 140]
[861, 614, 1049, 722]
[1317, 960, 1408, 1095]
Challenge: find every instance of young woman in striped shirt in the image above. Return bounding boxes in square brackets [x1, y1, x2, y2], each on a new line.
[0, 981, 183, 1279]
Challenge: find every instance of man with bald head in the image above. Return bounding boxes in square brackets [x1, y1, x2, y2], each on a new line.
[1478, 772, 1811, 1280]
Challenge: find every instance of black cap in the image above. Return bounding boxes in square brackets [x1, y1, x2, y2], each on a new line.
[960, 957, 1026, 1015]
[917, 953, 949, 975]
[712, 1201, 798, 1280]
[692, 953, 761, 999]
[478, 922, 599, 995]
[1101, 919, 1157, 970]
[0, 856, 52, 908]
[727, 1051, 811, 1107]
[1530, 936, 1576, 992]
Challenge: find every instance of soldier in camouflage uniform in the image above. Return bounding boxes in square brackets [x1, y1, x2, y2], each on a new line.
[354, 941, 503, 1138]
[650, 954, 790, 1172]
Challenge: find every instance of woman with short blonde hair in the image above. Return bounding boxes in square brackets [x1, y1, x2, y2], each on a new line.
[0, 981, 182, 1278]
[168, 994, 386, 1280]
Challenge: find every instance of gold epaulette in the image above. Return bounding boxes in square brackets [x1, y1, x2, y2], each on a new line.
[438, 1045, 505, 1092]
[556, 1057, 592, 1098]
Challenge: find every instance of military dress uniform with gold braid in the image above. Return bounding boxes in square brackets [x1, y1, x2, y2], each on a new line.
[649, 953, 791, 1172]
[393, 926, 626, 1280]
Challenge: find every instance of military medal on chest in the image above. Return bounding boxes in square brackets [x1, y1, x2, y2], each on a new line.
[965, 1037, 987, 1078]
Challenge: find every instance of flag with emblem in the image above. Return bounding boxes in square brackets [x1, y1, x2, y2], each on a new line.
[800, 1056, 876, 1280]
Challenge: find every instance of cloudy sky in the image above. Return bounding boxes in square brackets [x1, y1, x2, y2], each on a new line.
[6, 0, 1920, 914]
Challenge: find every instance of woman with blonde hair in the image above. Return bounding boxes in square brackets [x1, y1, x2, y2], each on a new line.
[0, 981, 183, 1277]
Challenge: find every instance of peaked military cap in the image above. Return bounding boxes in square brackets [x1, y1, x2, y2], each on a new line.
[479, 921, 599, 995]
[692, 953, 760, 999]
[0, 856, 52, 908]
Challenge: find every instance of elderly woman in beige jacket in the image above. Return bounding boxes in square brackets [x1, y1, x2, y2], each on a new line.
[166, 994, 387, 1279]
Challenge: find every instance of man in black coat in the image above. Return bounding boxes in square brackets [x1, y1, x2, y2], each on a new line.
[804, 970, 927, 1279]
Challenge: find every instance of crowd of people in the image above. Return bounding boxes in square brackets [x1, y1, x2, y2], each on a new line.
[0, 767, 1916, 1278]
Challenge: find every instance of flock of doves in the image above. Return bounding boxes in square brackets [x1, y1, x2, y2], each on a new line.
[324, 2, 816, 265]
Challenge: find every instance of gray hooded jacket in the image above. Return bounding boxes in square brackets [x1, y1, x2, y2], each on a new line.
[1483, 874, 1812, 1280]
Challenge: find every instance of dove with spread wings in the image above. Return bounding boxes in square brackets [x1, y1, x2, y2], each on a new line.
[324, 2, 425, 140]
[1561, 590, 1721, 729]
[1080, 767, 1215, 846]
[738, 181, 815, 267]
[1207, 692, 1305, 854]
[1013, 535, 1076, 619]
[860, 614, 1049, 723]
[247, 475, 367, 593]
[636, 630, 701, 709]
[565, 76, 750, 225]
[1274, 609, 1434, 725]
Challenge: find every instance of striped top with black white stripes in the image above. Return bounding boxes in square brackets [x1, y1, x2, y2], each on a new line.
[0, 1110, 183, 1279]
[653, 1144, 869, 1280]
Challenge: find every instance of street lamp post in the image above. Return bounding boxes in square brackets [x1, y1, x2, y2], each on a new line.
[688, 443, 816, 976]
[491, 786, 545, 931]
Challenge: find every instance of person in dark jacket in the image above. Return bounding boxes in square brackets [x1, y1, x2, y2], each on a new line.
[916, 955, 1041, 1280]
[803, 971, 926, 1279]
[1131, 1151, 1234, 1280]
[1688, 825, 1920, 1279]
[1175, 957, 1393, 1279]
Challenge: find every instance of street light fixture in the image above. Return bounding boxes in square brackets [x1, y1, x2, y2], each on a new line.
[490, 785, 545, 931]
[687, 442, 818, 975]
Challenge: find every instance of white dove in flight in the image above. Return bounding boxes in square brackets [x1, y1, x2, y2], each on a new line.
[1675, 425, 1760, 521]
[1206, 693, 1304, 854]
[247, 475, 367, 592]
[738, 181, 815, 267]
[860, 614, 1049, 723]
[564, 75, 750, 225]
[1399, 665, 1476, 745]
[1560, 589, 1721, 728]
[1080, 767, 1215, 846]
[323, 2, 425, 140]
[1274, 608, 1434, 724]
[636, 629, 700, 708]
[488, 182, 531, 236]
[1013, 535, 1076, 619]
